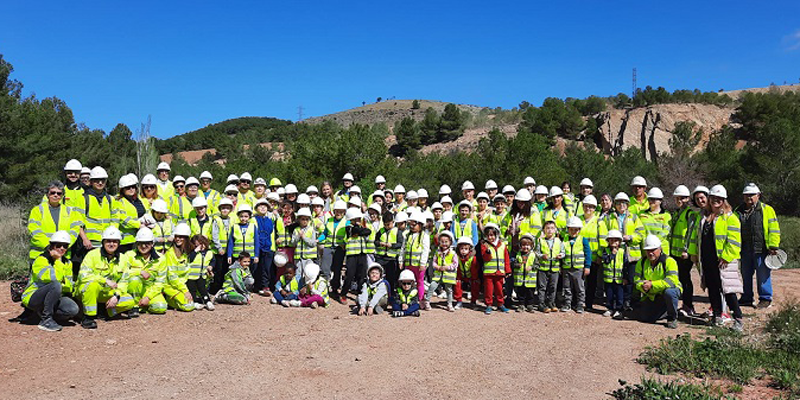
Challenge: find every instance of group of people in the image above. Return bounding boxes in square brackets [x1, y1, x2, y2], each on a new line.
[15, 159, 782, 333]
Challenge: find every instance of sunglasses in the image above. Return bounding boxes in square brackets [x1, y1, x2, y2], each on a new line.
[143, 185, 156, 190]
[226, 192, 238, 196]
[174, 185, 185, 189]
[52, 243, 68, 249]
[124, 186, 136, 190]
[401, 281, 413, 285]
[240, 180, 252, 184]
[48, 191, 64, 196]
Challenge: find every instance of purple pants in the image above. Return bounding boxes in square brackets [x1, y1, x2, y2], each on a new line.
[300, 294, 326, 307]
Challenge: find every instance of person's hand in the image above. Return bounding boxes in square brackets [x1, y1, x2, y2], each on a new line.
[402, 304, 408, 311]
[253, 257, 259, 264]
[281, 290, 288, 297]
[623, 235, 632, 242]
[106, 296, 119, 309]
[206, 266, 214, 277]
[228, 257, 233, 265]
[195, 245, 202, 252]
[139, 296, 150, 307]
[218, 248, 225, 255]
[681, 252, 689, 259]
[556, 254, 564, 260]
[141, 271, 151, 280]
[583, 268, 590, 277]
[542, 254, 549, 260]
[358, 307, 367, 316]
[106, 279, 118, 289]
[769, 249, 778, 256]
[83, 238, 93, 249]
[299, 287, 307, 296]
[184, 291, 193, 303]
[718, 259, 728, 270]
[525, 265, 532, 272]
[367, 307, 375, 315]
[642, 280, 652, 292]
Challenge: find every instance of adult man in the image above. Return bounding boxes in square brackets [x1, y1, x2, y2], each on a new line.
[735, 183, 781, 309]
[156, 162, 174, 199]
[28, 181, 80, 261]
[335, 173, 355, 203]
[199, 171, 221, 215]
[629, 176, 649, 216]
[61, 159, 85, 211]
[627, 235, 681, 329]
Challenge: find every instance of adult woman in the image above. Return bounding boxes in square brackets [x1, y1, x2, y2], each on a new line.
[118, 227, 168, 316]
[27, 181, 79, 263]
[689, 185, 744, 331]
[161, 223, 195, 312]
[320, 181, 334, 212]
[542, 186, 568, 236]
[116, 174, 145, 253]
[21, 231, 80, 332]
[599, 193, 614, 219]
[669, 185, 697, 316]
[579, 195, 607, 311]
[139, 174, 160, 211]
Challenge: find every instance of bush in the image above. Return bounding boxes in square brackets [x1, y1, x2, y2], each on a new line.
[609, 377, 732, 400]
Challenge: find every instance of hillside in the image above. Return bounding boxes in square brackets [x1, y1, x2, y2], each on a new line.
[303, 99, 485, 127]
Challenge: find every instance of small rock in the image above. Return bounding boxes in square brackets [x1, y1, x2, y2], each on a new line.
[355, 358, 361, 362]
[69, 384, 76, 388]
[105, 339, 117, 345]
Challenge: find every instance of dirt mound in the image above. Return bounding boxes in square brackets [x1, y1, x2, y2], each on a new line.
[160, 143, 285, 166]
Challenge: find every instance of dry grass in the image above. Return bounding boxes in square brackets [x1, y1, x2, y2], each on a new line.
[0, 202, 29, 279]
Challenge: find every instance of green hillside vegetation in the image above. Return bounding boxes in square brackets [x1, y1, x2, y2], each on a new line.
[156, 116, 293, 154]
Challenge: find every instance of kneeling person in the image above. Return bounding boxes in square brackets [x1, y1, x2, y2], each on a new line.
[626, 235, 682, 329]
[215, 252, 255, 305]
[78, 227, 135, 329]
[355, 263, 390, 316]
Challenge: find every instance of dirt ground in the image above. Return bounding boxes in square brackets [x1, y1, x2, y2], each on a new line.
[1, 269, 798, 400]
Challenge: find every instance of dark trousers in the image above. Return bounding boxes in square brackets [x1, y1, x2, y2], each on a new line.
[702, 261, 742, 319]
[340, 254, 368, 298]
[515, 286, 536, 306]
[585, 261, 602, 309]
[329, 247, 347, 293]
[625, 288, 680, 322]
[537, 270, 559, 308]
[605, 282, 624, 312]
[209, 254, 229, 294]
[70, 241, 89, 278]
[391, 302, 420, 316]
[504, 275, 516, 305]
[253, 250, 274, 291]
[376, 256, 399, 288]
[186, 278, 210, 303]
[623, 261, 637, 304]
[26, 282, 80, 321]
[675, 257, 695, 309]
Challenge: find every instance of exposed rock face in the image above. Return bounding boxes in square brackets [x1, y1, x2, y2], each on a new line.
[595, 103, 734, 160]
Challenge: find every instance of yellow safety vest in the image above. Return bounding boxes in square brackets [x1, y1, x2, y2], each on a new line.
[82, 192, 118, 246]
[563, 235, 586, 270]
[116, 197, 142, 246]
[376, 227, 399, 258]
[513, 252, 537, 288]
[231, 223, 256, 258]
[188, 250, 214, 280]
[602, 248, 626, 284]
[402, 232, 425, 267]
[537, 236, 563, 272]
[295, 226, 318, 260]
[27, 203, 80, 259]
[22, 255, 73, 306]
[152, 218, 174, 255]
[433, 250, 457, 284]
[482, 242, 507, 275]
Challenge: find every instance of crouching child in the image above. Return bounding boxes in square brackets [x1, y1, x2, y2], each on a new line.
[299, 263, 329, 309]
[214, 252, 255, 305]
[355, 263, 390, 316]
[392, 269, 421, 317]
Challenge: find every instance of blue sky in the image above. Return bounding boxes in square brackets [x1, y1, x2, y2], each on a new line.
[2, 1, 799, 139]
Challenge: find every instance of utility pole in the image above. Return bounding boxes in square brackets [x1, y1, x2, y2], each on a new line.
[632, 67, 637, 99]
[297, 105, 304, 122]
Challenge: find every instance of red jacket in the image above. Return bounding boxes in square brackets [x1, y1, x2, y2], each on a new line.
[479, 240, 511, 276]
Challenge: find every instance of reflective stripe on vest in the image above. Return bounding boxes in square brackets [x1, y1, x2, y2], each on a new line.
[232, 223, 256, 257]
[403, 232, 424, 267]
[537, 236, 562, 272]
[376, 227, 399, 258]
[434, 250, 457, 284]
[564, 235, 586, 269]
[482, 242, 506, 275]
[513, 253, 537, 287]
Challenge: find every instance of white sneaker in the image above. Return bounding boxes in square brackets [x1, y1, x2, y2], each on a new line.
[289, 300, 301, 307]
[270, 298, 278, 304]
[194, 302, 205, 310]
[205, 301, 215, 311]
[603, 310, 612, 317]
[281, 300, 290, 307]
[465, 292, 472, 300]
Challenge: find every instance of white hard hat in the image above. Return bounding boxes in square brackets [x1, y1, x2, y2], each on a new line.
[406, 190, 418, 200]
[118, 174, 137, 189]
[303, 263, 320, 283]
[642, 234, 662, 250]
[237, 204, 253, 215]
[417, 188, 429, 198]
[267, 192, 280, 202]
[673, 185, 691, 197]
[90, 166, 108, 180]
[549, 186, 564, 197]
[457, 200, 473, 211]
[273, 252, 289, 268]
[440, 195, 453, 205]
[200, 171, 213, 180]
[371, 190, 385, 200]
[297, 193, 311, 205]
[296, 207, 312, 218]
[218, 198, 234, 209]
[456, 236, 473, 247]
[368, 262, 384, 276]
[647, 187, 664, 200]
[431, 202, 443, 210]
[493, 194, 506, 203]
[254, 177, 267, 186]
[606, 229, 623, 240]
[368, 203, 382, 215]
[394, 184, 406, 193]
[49, 230, 71, 244]
[192, 197, 208, 208]
[284, 184, 299, 194]
[410, 212, 426, 225]
[172, 175, 185, 184]
[438, 230, 454, 242]
[709, 185, 728, 199]
[151, 199, 169, 214]
[441, 211, 454, 223]
[185, 177, 200, 187]
[579, 178, 594, 187]
[398, 269, 416, 282]
[693, 185, 709, 196]
[502, 185, 516, 195]
[311, 197, 325, 206]
[485, 180, 498, 190]
[394, 212, 408, 223]
[348, 196, 362, 207]
[128, 173, 139, 185]
[631, 176, 647, 187]
[333, 200, 348, 211]
[523, 176, 536, 186]
[514, 188, 532, 202]
[476, 191, 490, 201]
[255, 198, 269, 207]
[141, 174, 157, 185]
[157, 162, 171, 171]
[350, 185, 362, 194]
[520, 233, 536, 243]
[461, 181, 475, 191]
[375, 175, 386, 184]
[226, 174, 239, 183]
[614, 192, 630, 202]
[346, 208, 363, 221]
[239, 172, 252, 181]
[306, 185, 319, 194]
[743, 183, 760, 195]
[102, 226, 123, 241]
[80, 167, 91, 175]
[439, 184, 452, 195]
[135, 227, 155, 243]
[224, 184, 238, 194]
[483, 222, 500, 233]
[64, 159, 82, 171]
[534, 185, 549, 195]
[582, 195, 598, 207]
[566, 216, 584, 229]
[342, 172, 354, 181]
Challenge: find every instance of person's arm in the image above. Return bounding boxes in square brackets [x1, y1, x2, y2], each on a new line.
[252, 226, 261, 256]
[27, 207, 49, 254]
[143, 260, 166, 300]
[357, 283, 369, 308]
[583, 237, 592, 269]
[503, 248, 512, 274]
[470, 221, 479, 246]
[633, 259, 645, 292]
[212, 221, 222, 250]
[720, 214, 741, 263]
[303, 227, 318, 247]
[227, 227, 235, 259]
[368, 282, 388, 309]
[650, 258, 680, 295]
[765, 204, 781, 250]
[30, 257, 56, 285]
[446, 251, 458, 272]
[232, 268, 248, 294]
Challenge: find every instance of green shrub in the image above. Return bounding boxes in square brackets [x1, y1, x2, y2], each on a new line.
[777, 216, 800, 269]
[609, 377, 732, 400]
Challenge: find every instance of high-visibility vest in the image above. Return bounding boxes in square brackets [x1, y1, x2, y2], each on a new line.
[689, 212, 741, 264]
[640, 210, 672, 255]
[190, 216, 213, 239]
[279, 275, 300, 293]
[376, 227, 399, 258]
[152, 218, 174, 254]
[22, 255, 73, 306]
[211, 215, 230, 252]
[168, 195, 193, 225]
[734, 202, 781, 250]
[513, 252, 537, 288]
[231, 223, 256, 258]
[202, 189, 222, 216]
[311, 278, 329, 302]
[156, 180, 174, 200]
[668, 206, 696, 257]
[345, 227, 368, 256]
[629, 194, 649, 216]
[580, 214, 607, 262]
[295, 227, 318, 260]
[396, 288, 418, 305]
[275, 218, 294, 248]
[402, 232, 425, 267]
[563, 235, 586, 270]
[64, 185, 85, 212]
[454, 219, 474, 241]
[482, 242, 507, 275]
[237, 191, 256, 208]
[321, 217, 347, 247]
[364, 225, 377, 255]
[163, 248, 190, 291]
[602, 248, 626, 284]
[542, 207, 568, 236]
[117, 197, 142, 246]
[536, 236, 563, 272]
[82, 192, 118, 246]
[519, 211, 543, 240]
[78, 249, 125, 299]
[119, 250, 163, 294]
[605, 212, 645, 260]
[27, 203, 80, 259]
[634, 254, 681, 301]
[458, 256, 476, 280]
[222, 266, 251, 294]
[188, 250, 214, 280]
[433, 250, 457, 284]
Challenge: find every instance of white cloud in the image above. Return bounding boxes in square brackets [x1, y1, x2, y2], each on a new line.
[785, 29, 800, 51]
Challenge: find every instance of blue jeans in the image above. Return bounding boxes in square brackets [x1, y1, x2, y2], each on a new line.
[740, 250, 772, 303]
[605, 282, 624, 312]
[253, 250, 274, 291]
[273, 291, 298, 302]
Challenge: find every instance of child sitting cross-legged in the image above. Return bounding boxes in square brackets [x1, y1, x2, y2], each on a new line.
[214, 251, 255, 305]
[354, 263, 390, 316]
[298, 263, 330, 309]
[391, 269, 421, 317]
[271, 263, 302, 307]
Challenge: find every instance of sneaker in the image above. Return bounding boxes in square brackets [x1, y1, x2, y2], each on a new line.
[484, 306, 493, 315]
[739, 300, 755, 309]
[194, 302, 205, 311]
[258, 289, 266, 295]
[575, 306, 584, 314]
[526, 305, 536, 313]
[542, 307, 551, 313]
[38, 318, 62, 332]
[339, 296, 348, 305]
[423, 301, 432, 311]
[270, 298, 278, 304]
[81, 318, 97, 329]
[612, 311, 624, 320]
[498, 306, 510, 313]
[666, 319, 678, 329]
[559, 306, 571, 312]
[205, 301, 215, 311]
[281, 300, 290, 307]
[447, 305, 455, 312]
[411, 310, 421, 317]
[732, 319, 744, 332]
[437, 291, 448, 299]
[713, 317, 725, 326]
[288, 300, 301, 307]
[454, 301, 462, 310]
[757, 300, 772, 309]
[128, 307, 140, 318]
[310, 302, 318, 309]
[261, 288, 272, 297]
[515, 306, 524, 313]
[603, 310, 613, 317]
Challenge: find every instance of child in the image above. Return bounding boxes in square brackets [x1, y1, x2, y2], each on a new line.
[424, 231, 458, 311]
[187, 235, 216, 310]
[226, 204, 261, 273]
[271, 263, 302, 307]
[355, 263, 390, 315]
[299, 263, 329, 308]
[291, 207, 318, 279]
[601, 229, 626, 319]
[512, 233, 538, 312]
[479, 223, 511, 314]
[401, 212, 430, 301]
[209, 198, 233, 294]
[150, 199, 174, 255]
[375, 212, 401, 288]
[339, 208, 372, 304]
[253, 198, 276, 296]
[453, 236, 479, 308]
[536, 221, 565, 313]
[561, 216, 592, 313]
[391, 269, 421, 317]
[214, 252, 255, 305]
[189, 197, 212, 239]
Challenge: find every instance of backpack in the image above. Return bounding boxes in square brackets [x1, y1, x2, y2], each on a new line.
[10, 277, 29, 303]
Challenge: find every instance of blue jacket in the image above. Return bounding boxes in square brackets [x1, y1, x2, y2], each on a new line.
[227, 222, 261, 259]
[254, 215, 275, 253]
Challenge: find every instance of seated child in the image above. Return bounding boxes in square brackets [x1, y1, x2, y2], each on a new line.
[299, 263, 329, 309]
[271, 263, 302, 307]
[214, 252, 255, 305]
[391, 269, 421, 317]
[355, 263, 390, 316]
